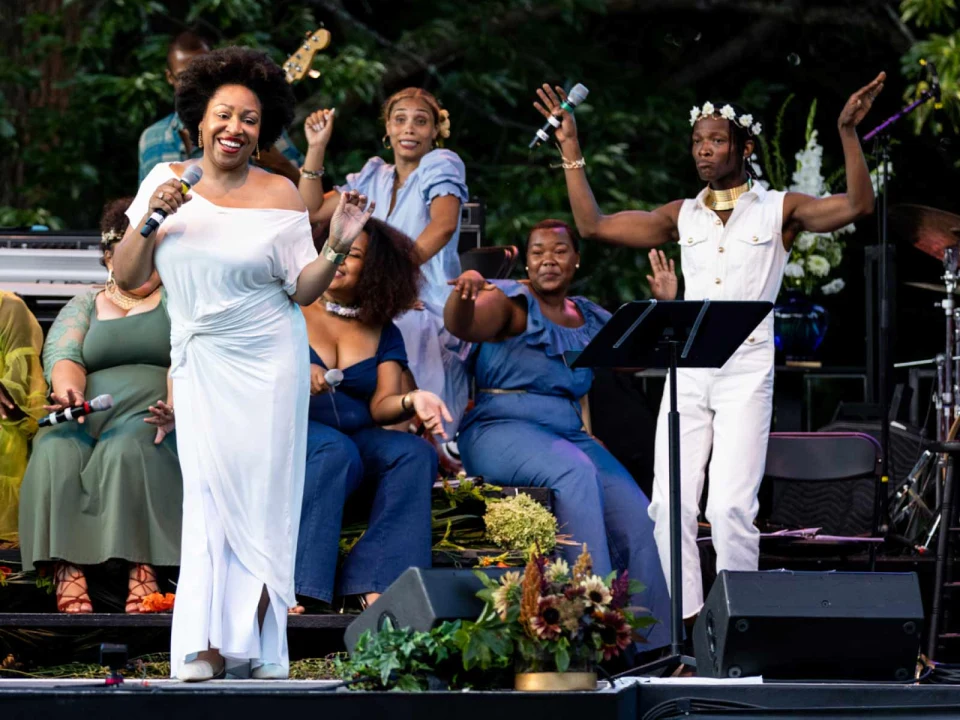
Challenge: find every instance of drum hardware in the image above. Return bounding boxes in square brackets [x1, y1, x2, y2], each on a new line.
[889, 209, 960, 551]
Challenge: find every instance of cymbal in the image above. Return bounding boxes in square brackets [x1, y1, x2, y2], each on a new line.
[905, 281, 960, 295]
[890, 204, 960, 261]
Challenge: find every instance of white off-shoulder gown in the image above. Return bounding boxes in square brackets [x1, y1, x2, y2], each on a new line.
[126, 164, 318, 676]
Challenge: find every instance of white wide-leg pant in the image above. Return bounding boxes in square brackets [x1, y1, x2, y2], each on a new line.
[648, 341, 774, 617]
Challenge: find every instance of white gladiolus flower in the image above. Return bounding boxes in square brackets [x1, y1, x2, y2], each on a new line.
[720, 104, 736, 120]
[690, 106, 701, 125]
[785, 262, 805, 279]
[822, 278, 846, 295]
[751, 122, 762, 135]
[702, 101, 715, 117]
[789, 129, 825, 197]
[738, 114, 753, 128]
[807, 255, 830, 277]
[795, 234, 816, 251]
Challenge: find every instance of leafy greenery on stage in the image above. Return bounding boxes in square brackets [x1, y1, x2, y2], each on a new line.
[2, 0, 956, 307]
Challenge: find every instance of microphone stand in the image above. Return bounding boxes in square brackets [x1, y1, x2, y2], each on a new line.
[862, 86, 939, 524]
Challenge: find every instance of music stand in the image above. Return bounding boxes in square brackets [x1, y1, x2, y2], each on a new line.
[567, 299, 773, 674]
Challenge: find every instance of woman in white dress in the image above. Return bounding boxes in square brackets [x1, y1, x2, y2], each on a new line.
[112, 47, 375, 682]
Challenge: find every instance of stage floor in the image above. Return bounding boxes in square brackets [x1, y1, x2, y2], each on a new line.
[4, 676, 960, 719]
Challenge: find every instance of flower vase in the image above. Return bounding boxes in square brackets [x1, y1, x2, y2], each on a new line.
[514, 646, 597, 692]
[774, 290, 829, 361]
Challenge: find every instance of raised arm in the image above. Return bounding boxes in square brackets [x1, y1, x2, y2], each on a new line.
[784, 72, 885, 243]
[534, 84, 680, 249]
[299, 108, 338, 224]
[443, 271, 527, 343]
[292, 191, 376, 306]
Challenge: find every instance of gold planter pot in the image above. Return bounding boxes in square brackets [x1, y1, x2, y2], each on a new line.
[514, 671, 597, 692]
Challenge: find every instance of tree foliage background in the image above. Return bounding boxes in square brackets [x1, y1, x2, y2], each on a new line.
[2, 0, 959, 362]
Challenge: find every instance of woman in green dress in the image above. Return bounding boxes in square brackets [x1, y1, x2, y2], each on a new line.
[19, 198, 181, 613]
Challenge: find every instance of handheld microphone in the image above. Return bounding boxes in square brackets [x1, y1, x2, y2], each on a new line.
[529, 83, 589, 149]
[324, 369, 344, 389]
[140, 164, 203, 237]
[39, 394, 113, 427]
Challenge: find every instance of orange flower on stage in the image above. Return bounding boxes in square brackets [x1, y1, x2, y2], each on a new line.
[139, 592, 176, 613]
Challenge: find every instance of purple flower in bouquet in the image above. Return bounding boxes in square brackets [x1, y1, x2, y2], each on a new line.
[610, 570, 630, 610]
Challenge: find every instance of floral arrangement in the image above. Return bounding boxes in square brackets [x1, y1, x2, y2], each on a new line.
[757, 97, 889, 297]
[483, 492, 559, 556]
[472, 545, 656, 673]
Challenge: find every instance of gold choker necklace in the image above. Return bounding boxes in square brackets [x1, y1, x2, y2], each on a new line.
[104, 274, 155, 311]
[705, 178, 752, 212]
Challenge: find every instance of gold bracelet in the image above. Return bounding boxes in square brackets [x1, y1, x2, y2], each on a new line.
[561, 156, 586, 170]
[401, 392, 413, 412]
[300, 167, 324, 180]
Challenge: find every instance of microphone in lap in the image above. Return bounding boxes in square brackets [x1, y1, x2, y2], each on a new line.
[140, 164, 203, 237]
[529, 83, 589, 149]
[39, 394, 114, 427]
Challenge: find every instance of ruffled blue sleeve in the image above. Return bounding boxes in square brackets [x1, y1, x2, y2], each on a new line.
[418, 149, 468, 205]
[338, 156, 386, 195]
[377, 321, 408, 368]
[491, 280, 609, 360]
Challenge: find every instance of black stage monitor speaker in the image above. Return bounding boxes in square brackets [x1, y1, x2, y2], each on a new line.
[694, 570, 923, 681]
[344, 567, 507, 654]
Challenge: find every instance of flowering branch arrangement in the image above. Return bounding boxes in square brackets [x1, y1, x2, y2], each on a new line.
[468, 545, 657, 674]
[757, 96, 890, 297]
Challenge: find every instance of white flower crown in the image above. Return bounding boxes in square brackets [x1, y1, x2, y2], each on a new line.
[689, 102, 762, 136]
[100, 230, 122, 243]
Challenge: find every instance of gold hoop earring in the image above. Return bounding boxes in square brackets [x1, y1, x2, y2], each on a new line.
[382, 134, 392, 150]
[106, 269, 117, 292]
[198, 128, 203, 149]
[255, 143, 261, 161]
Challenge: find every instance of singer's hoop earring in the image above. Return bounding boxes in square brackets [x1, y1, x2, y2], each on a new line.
[198, 128, 203, 149]
[255, 142, 261, 161]
[382, 134, 392, 150]
[106, 269, 117, 293]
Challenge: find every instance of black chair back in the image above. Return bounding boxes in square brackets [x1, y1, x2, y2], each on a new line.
[762, 432, 881, 537]
[459, 246, 518, 280]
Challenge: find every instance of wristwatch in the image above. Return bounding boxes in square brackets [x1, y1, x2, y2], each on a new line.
[321, 242, 346, 266]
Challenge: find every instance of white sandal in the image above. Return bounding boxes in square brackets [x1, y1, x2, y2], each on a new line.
[177, 659, 226, 682]
[251, 663, 287, 680]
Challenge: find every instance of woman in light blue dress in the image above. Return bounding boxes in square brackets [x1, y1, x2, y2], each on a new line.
[445, 220, 671, 651]
[298, 88, 470, 435]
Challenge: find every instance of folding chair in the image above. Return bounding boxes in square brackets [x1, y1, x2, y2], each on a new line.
[760, 431, 883, 568]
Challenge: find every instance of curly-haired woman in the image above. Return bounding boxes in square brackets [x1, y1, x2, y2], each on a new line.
[19, 197, 181, 615]
[110, 47, 374, 681]
[298, 88, 470, 438]
[294, 218, 448, 611]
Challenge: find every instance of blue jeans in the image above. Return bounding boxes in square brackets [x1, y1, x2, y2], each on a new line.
[295, 422, 437, 601]
[459, 413, 671, 650]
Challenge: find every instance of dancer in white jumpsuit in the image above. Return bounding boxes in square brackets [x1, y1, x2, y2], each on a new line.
[113, 48, 375, 681]
[535, 71, 885, 618]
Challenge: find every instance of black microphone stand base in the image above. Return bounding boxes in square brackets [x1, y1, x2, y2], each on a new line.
[623, 652, 697, 679]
